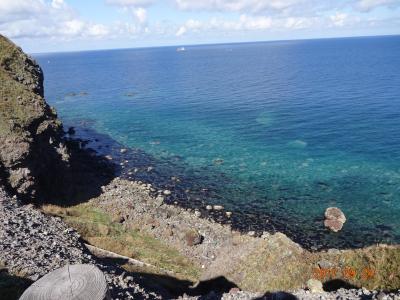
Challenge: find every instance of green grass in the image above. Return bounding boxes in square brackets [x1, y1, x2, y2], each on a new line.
[42, 204, 201, 281]
[0, 35, 46, 136]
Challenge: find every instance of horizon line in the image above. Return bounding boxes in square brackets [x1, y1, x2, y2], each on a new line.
[31, 33, 400, 56]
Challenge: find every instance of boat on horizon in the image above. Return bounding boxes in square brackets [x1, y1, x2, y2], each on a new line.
[176, 46, 186, 52]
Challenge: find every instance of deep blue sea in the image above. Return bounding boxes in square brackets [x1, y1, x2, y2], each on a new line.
[35, 36, 400, 249]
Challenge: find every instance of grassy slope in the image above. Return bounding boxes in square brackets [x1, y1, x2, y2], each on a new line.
[42, 204, 201, 282]
[44, 203, 400, 293]
[222, 237, 400, 292]
[0, 36, 45, 136]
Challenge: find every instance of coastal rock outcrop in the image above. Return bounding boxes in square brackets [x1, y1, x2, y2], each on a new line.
[0, 35, 69, 200]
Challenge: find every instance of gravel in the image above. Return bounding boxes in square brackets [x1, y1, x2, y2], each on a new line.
[0, 188, 164, 299]
[1, 185, 400, 299]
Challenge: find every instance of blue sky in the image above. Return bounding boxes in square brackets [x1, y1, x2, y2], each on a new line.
[0, 0, 399, 53]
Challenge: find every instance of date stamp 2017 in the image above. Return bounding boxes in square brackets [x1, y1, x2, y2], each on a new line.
[313, 267, 375, 281]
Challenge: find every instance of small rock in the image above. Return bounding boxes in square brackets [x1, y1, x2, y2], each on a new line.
[325, 207, 346, 223]
[120, 148, 128, 154]
[229, 287, 240, 294]
[112, 214, 125, 223]
[248, 231, 256, 237]
[324, 207, 346, 232]
[261, 232, 270, 239]
[67, 127, 75, 135]
[307, 279, 324, 293]
[362, 287, 370, 295]
[206, 205, 212, 210]
[213, 158, 224, 165]
[171, 176, 180, 182]
[317, 260, 333, 269]
[163, 190, 172, 196]
[376, 292, 387, 300]
[184, 229, 203, 246]
[327, 248, 341, 255]
[213, 205, 224, 211]
[194, 210, 201, 218]
[165, 228, 174, 237]
[226, 211, 232, 218]
[154, 196, 164, 207]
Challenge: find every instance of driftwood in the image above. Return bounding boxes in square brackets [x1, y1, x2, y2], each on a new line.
[19, 264, 110, 300]
[84, 244, 175, 276]
[85, 243, 154, 268]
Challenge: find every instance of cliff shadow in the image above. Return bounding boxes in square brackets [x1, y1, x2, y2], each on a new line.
[139, 273, 237, 298]
[322, 279, 358, 291]
[35, 128, 116, 206]
[0, 268, 33, 300]
[90, 253, 237, 298]
[253, 292, 298, 300]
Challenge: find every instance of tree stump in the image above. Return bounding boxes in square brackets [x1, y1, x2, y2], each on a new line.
[20, 264, 110, 300]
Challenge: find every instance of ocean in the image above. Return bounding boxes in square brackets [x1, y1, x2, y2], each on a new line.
[35, 35, 400, 249]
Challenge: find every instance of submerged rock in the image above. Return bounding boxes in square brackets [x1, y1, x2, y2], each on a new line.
[163, 190, 172, 196]
[67, 127, 76, 135]
[213, 205, 224, 211]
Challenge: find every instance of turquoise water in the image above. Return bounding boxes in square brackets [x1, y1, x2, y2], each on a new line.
[36, 36, 400, 249]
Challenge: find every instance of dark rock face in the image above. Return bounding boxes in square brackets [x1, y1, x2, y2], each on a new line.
[0, 35, 69, 200]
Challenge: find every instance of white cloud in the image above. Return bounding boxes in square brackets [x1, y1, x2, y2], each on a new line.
[284, 17, 317, 29]
[0, 0, 46, 24]
[330, 12, 348, 27]
[133, 7, 147, 24]
[174, 0, 305, 13]
[176, 15, 279, 37]
[86, 24, 110, 37]
[175, 26, 187, 36]
[105, 0, 154, 7]
[174, 0, 344, 16]
[174, 0, 400, 15]
[51, 0, 67, 9]
[355, 0, 400, 11]
[0, 0, 110, 40]
[238, 14, 273, 30]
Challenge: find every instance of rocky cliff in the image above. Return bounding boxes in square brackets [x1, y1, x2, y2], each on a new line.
[0, 35, 69, 200]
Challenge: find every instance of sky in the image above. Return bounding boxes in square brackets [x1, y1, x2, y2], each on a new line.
[0, 0, 399, 53]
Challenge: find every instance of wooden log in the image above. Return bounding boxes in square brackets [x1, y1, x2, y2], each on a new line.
[84, 243, 175, 276]
[19, 264, 110, 300]
[84, 243, 154, 268]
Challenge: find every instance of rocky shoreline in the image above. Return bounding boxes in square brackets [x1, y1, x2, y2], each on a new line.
[2, 180, 400, 299]
[1, 33, 400, 299]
